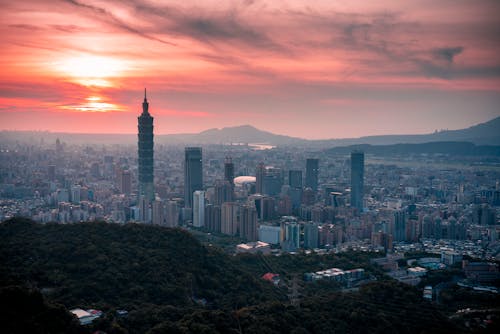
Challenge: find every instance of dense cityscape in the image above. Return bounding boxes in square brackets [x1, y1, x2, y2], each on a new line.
[2, 94, 500, 264]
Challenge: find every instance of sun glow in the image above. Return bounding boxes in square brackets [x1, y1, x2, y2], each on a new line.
[60, 96, 123, 113]
[56, 56, 125, 87]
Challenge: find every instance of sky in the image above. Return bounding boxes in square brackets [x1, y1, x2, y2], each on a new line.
[1, 0, 499, 139]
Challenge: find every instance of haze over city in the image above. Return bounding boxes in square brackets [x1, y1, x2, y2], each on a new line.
[1, 0, 500, 138]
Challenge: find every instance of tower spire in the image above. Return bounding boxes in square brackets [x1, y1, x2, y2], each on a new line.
[142, 88, 149, 115]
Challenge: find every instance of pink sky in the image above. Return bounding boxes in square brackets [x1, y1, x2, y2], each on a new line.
[1, 0, 499, 139]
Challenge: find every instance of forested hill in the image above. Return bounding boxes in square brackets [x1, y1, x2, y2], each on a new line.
[0, 218, 278, 310]
[0, 218, 465, 334]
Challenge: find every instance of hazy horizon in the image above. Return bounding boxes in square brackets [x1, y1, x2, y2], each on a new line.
[1, 116, 499, 141]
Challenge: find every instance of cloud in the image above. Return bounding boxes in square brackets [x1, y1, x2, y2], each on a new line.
[432, 47, 464, 63]
[126, 1, 286, 53]
[8, 24, 42, 31]
[50, 24, 88, 33]
[61, 0, 177, 46]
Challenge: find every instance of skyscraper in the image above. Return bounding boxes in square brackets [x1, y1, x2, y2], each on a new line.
[393, 210, 406, 241]
[224, 156, 235, 186]
[138, 89, 154, 201]
[288, 170, 303, 189]
[263, 167, 283, 196]
[184, 147, 203, 208]
[305, 158, 319, 191]
[255, 162, 265, 194]
[350, 151, 364, 211]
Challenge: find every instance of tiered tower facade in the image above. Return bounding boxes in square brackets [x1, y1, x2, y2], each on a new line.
[138, 89, 154, 201]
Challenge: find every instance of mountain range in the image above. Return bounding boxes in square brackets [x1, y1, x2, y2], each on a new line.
[1, 116, 499, 148]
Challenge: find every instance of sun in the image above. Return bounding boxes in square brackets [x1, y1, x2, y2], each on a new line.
[59, 96, 123, 113]
[56, 55, 125, 87]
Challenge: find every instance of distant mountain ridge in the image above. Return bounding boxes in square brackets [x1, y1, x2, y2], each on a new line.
[325, 141, 500, 156]
[156, 125, 304, 146]
[333, 116, 500, 146]
[1, 117, 499, 147]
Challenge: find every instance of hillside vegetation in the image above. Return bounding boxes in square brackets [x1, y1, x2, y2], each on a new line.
[0, 218, 467, 333]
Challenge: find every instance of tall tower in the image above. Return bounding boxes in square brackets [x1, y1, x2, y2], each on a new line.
[350, 151, 364, 212]
[184, 147, 203, 208]
[305, 158, 319, 191]
[138, 89, 154, 201]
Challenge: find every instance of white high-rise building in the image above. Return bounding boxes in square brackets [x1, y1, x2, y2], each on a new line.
[193, 190, 205, 227]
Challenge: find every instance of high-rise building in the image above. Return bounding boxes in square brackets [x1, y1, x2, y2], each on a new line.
[305, 158, 319, 191]
[434, 217, 443, 239]
[288, 170, 303, 189]
[304, 222, 319, 249]
[371, 231, 393, 252]
[184, 147, 203, 208]
[165, 201, 179, 227]
[255, 162, 265, 194]
[138, 89, 154, 201]
[138, 195, 151, 223]
[70, 185, 81, 204]
[283, 221, 300, 251]
[350, 151, 364, 211]
[260, 196, 276, 221]
[302, 187, 315, 206]
[117, 169, 132, 195]
[205, 204, 221, 232]
[214, 180, 233, 205]
[90, 162, 100, 178]
[240, 205, 258, 241]
[224, 157, 235, 186]
[221, 202, 239, 235]
[393, 210, 406, 241]
[193, 190, 205, 227]
[152, 199, 166, 225]
[421, 215, 434, 238]
[263, 167, 283, 196]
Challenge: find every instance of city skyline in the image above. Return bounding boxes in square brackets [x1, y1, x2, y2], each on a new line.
[1, 1, 500, 139]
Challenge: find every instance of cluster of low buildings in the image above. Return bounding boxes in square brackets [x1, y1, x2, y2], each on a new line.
[304, 267, 365, 284]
